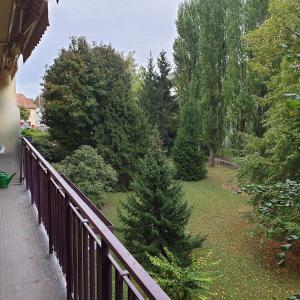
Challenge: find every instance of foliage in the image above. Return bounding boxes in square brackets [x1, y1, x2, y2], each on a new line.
[238, 0, 300, 184]
[21, 128, 67, 162]
[288, 294, 300, 300]
[55, 145, 117, 208]
[19, 106, 30, 121]
[104, 166, 300, 299]
[242, 180, 300, 266]
[43, 37, 151, 189]
[147, 248, 215, 300]
[139, 51, 178, 152]
[173, 98, 207, 181]
[223, 0, 269, 148]
[119, 138, 204, 266]
[174, 0, 226, 166]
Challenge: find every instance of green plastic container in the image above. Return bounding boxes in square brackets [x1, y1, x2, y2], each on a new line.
[0, 172, 16, 189]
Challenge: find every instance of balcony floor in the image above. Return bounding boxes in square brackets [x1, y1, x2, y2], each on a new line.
[0, 154, 66, 300]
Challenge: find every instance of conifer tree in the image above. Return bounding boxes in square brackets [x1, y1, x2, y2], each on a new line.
[140, 52, 178, 152]
[173, 98, 207, 181]
[157, 50, 179, 152]
[119, 135, 204, 265]
[139, 54, 160, 126]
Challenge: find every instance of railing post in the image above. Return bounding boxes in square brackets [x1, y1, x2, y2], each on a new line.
[100, 239, 112, 300]
[19, 138, 24, 183]
[37, 161, 41, 224]
[65, 195, 72, 300]
[30, 153, 34, 204]
[47, 171, 53, 254]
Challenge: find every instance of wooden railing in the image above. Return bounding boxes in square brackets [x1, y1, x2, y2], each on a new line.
[20, 137, 170, 300]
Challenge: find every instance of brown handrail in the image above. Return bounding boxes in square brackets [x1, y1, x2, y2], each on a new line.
[21, 137, 170, 300]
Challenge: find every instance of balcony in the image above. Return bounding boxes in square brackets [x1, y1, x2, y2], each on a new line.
[0, 137, 169, 300]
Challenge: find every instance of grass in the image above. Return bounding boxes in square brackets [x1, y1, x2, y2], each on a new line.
[103, 165, 300, 299]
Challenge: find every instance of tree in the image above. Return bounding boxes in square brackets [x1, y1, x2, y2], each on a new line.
[94, 80, 152, 189]
[139, 54, 160, 125]
[147, 248, 215, 300]
[157, 50, 179, 152]
[140, 51, 178, 152]
[43, 37, 151, 189]
[19, 106, 30, 121]
[55, 145, 117, 208]
[119, 137, 204, 265]
[197, 0, 226, 166]
[223, 0, 257, 149]
[238, 0, 300, 184]
[173, 0, 226, 167]
[173, 99, 207, 181]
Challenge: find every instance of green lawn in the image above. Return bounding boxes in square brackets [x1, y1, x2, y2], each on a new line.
[103, 165, 300, 299]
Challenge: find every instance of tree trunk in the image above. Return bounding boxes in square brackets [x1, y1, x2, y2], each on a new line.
[209, 148, 215, 167]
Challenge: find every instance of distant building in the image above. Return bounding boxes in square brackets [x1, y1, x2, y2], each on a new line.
[17, 93, 37, 127]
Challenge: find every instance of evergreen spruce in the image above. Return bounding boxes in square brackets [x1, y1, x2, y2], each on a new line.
[173, 98, 207, 181]
[140, 51, 178, 152]
[157, 50, 179, 152]
[119, 136, 204, 265]
[139, 54, 160, 126]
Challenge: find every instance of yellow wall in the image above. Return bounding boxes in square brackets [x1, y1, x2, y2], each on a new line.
[0, 78, 19, 153]
[29, 108, 37, 127]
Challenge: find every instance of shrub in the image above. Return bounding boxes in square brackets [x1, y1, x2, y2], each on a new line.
[55, 145, 117, 208]
[242, 180, 300, 265]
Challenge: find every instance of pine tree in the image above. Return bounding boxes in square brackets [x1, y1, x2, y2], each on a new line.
[139, 54, 160, 126]
[140, 51, 178, 152]
[173, 98, 207, 181]
[157, 50, 179, 152]
[119, 136, 204, 265]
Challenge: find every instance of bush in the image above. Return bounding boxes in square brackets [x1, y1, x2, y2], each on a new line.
[242, 180, 300, 266]
[55, 145, 117, 208]
[21, 129, 68, 162]
[242, 180, 300, 240]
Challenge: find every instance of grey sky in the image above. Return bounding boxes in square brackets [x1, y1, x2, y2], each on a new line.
[17, 0, 182, 98]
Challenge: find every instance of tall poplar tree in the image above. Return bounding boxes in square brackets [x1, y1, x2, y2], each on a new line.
[198, 0, 226, 166]
[223, 0, 269, 149]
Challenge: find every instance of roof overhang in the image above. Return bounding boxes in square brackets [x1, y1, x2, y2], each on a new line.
[0, 0, 59, 86]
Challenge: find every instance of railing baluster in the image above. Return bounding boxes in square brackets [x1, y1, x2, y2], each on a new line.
[73, 212, 79, 300]
[89, 236, 96, 300]
[83, 225, 89, 299]
[78, 219, 83, 300]
[115, 270, 123, 300]
[65, 195, 72, 300]
[100, 239, 112, 300]
[47, 171, 53, 254]
[97, 243, 101, 300]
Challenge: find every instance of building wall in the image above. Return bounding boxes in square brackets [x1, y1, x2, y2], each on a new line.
[0, 78, 20, 153]
[29, 108, 37, 127]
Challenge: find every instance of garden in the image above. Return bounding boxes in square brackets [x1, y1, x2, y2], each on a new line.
[23, 0, 300, 298]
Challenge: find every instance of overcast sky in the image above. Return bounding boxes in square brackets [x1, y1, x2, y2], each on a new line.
[17, 0, 182, 98]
